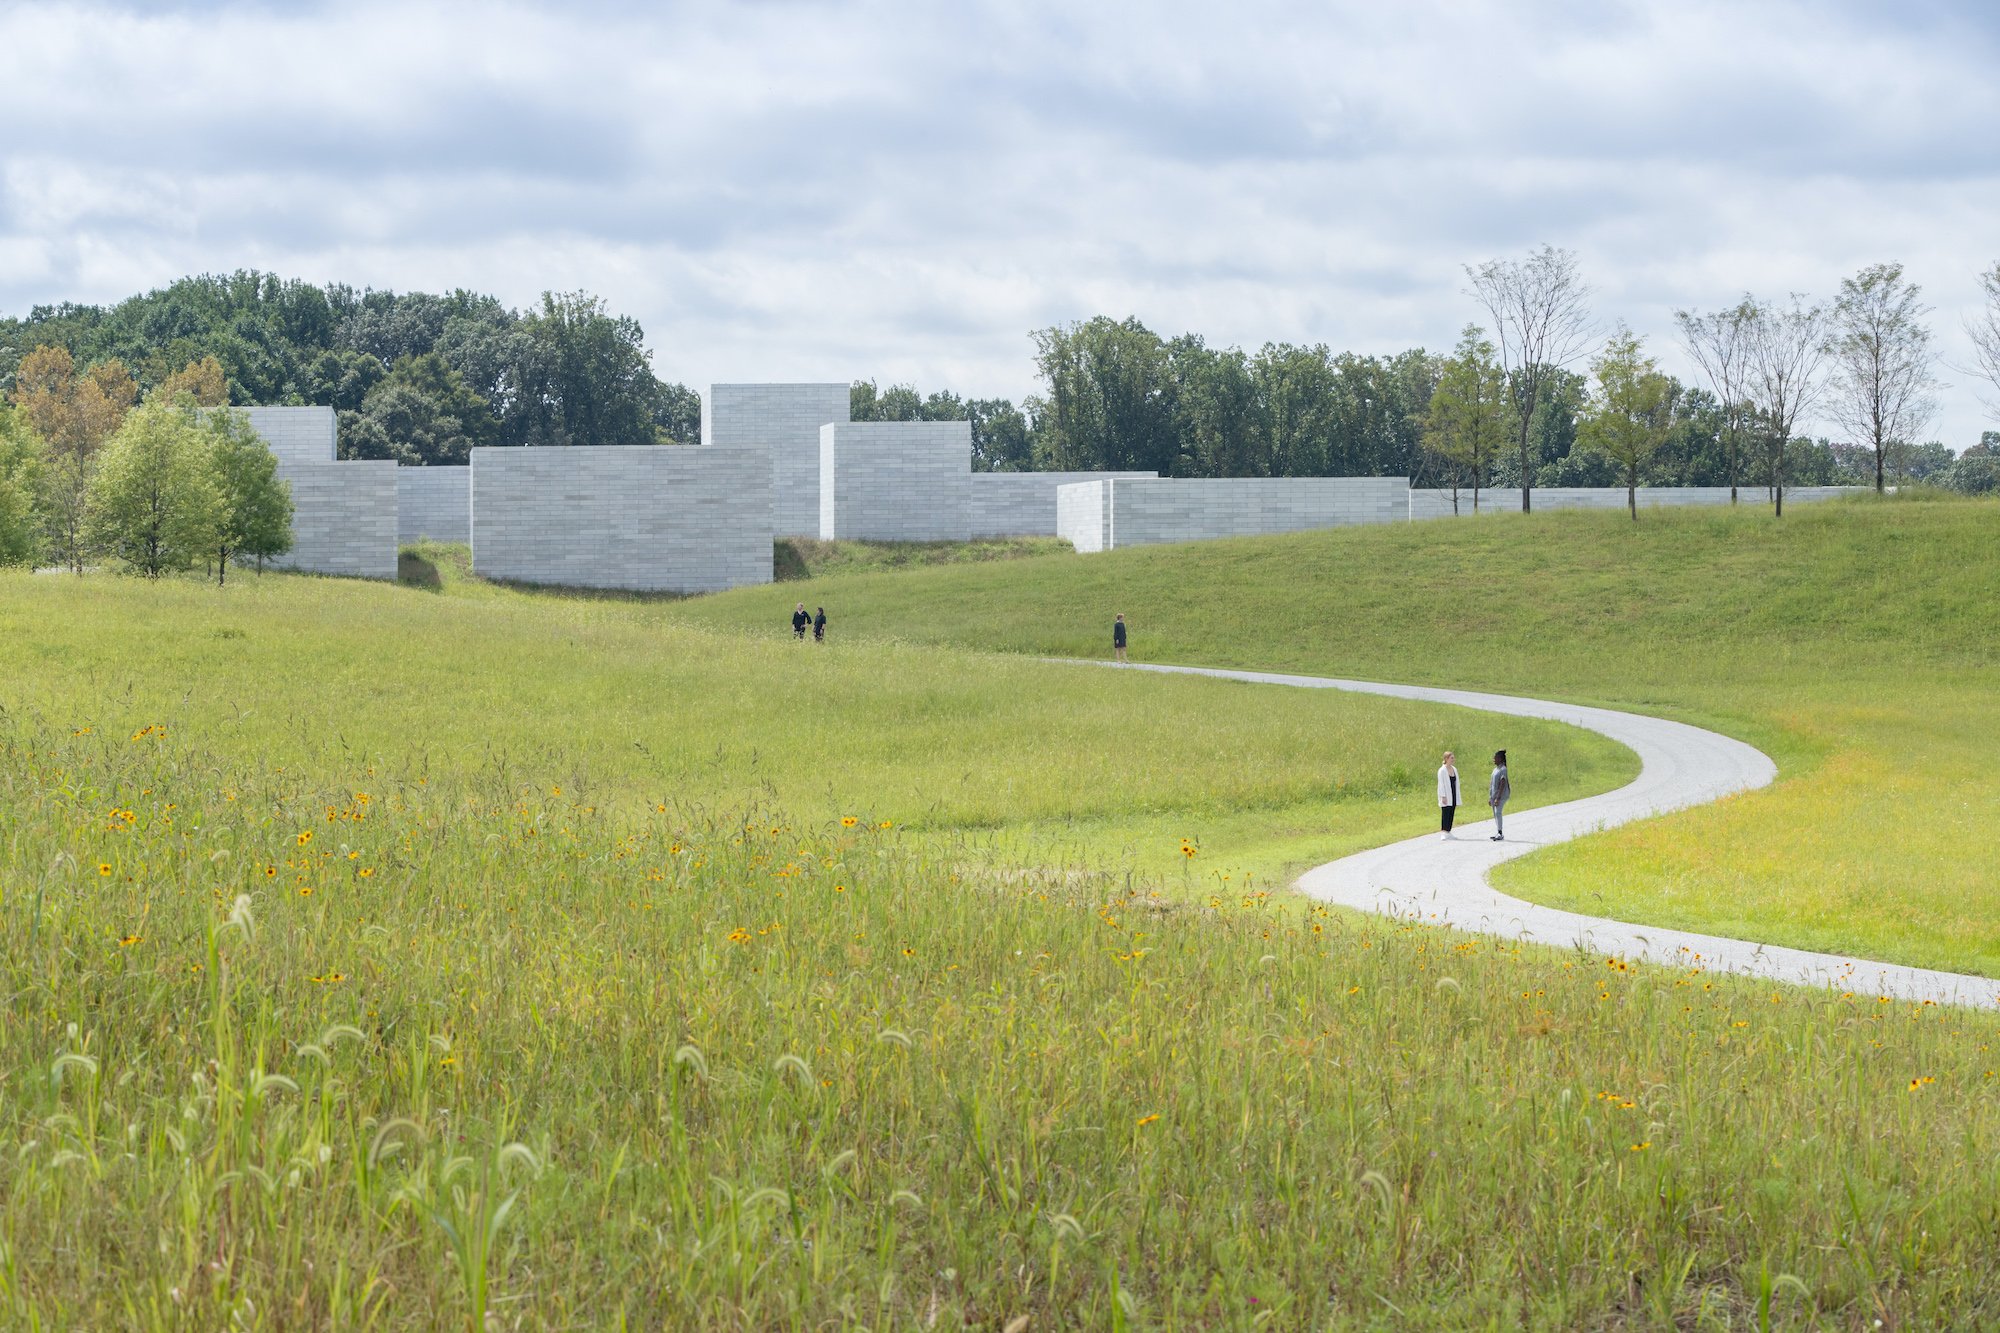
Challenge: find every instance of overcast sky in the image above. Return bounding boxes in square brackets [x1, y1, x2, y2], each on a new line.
[2, 0, 1996, 443]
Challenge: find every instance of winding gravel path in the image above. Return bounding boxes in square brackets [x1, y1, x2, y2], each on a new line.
[1109, 662, 2000, 1009]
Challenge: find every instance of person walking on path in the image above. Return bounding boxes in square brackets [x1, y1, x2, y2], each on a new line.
[1489, 750, 1511, 841]
[1437, 750, 1460, 840]
[1113, 613, 1129, 663]
[812, 606, 827, 643]
[792, 603, 811, 641]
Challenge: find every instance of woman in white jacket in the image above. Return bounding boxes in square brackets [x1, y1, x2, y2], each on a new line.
[1437, 751, 1461, 841]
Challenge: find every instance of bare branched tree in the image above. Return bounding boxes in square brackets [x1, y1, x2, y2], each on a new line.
[1966, 261, 2000, 411]
[1674, 298, 1757, 503]
[1464, 245, 1594, 512]
[1829, 263, 1938, 494]
[1745, 294, 1831, 518]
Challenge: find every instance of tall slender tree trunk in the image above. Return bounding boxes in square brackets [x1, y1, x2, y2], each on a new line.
[1774, 436, 1787, 517]
[1874, 427, 1886, 494]
[1518, 411, 1534, 512]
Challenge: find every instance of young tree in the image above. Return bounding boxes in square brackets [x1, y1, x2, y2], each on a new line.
[152, 355, 230, 407]
[1829, 263, 1938, 494]
[1965, 262, 2000, 410]
[1673, 298, 1757, 502]
[0, 405, 47, 567]
[12, 346, 138, 572]
[1464, 245, 1595, 512]
[1422, 326, 1509, 513]
[84, 400, 221, 577]
[204, 409, 293, 583]
[1579, 326, 1675, 520]
[1744, 295, 1832, 517]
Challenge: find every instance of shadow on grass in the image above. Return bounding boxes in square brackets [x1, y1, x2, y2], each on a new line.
[398, 550, 444, 591]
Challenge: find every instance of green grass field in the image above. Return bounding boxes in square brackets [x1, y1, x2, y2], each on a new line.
[6, 498, 2000, 1327]
[679, 496, 2000, 977]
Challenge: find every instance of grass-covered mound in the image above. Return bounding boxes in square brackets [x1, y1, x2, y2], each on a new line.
[679, 496, 2000, 976]
[0, 560, 1630, 889]
[7, 724, 2000, 1328]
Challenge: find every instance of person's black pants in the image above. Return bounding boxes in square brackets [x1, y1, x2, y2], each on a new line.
[1441, 805, 1456, 832]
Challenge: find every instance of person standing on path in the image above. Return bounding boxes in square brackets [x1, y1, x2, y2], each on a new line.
[1113, 613, 1129, 663]
[1489, 750, 1511, 841]
[813, 606, 827, 643]
[792, 603, 811, 641]
[1437, 750, 1460, 840]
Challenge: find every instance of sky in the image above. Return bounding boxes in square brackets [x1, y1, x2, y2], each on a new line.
[1, 0, 1996, 445]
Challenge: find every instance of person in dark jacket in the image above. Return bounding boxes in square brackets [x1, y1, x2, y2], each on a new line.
[1489, 750, 1511, 841]
[1113, 613, 1128, 663]
[813, 607, 827, 643]
[792, 603, 811, 640]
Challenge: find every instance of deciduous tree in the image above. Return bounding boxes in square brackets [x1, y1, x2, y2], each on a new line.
[1464, 245, 1595, 512]
[1744, 295, 1832, 517]
[1674, 298, 1757, 502]
[1423, 326, 1508, 513]
[205, 409, 293, 582]
[152, 356, 230, 407]
[0, 405, 46, 567]
[1830, 264, 1938, 494]
[84, 400, 220, 577]
[1968, 262, 2000, 411]
[11, 345, 137, 572]
[1579, 326, 1675, 520]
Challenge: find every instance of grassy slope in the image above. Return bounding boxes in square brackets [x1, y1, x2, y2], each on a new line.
[675, 496, 2000, 976]
[0, 562, 1627, 888]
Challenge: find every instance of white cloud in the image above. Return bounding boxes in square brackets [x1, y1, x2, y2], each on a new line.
[1, 0, 1996, 441]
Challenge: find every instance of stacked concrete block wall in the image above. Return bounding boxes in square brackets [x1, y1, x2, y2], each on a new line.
[1408, 485, 1866, 519]
[965, 471, 1158, 538]
[703, 383, 849, 538]
[241, 406, 337, 464]
[1056, 480, 1113, 553]
[1059, 477, 1410, 550]
[397, 467, 471, 543]
[818, 422, 974, 541]
[269, 459, 400, 579]
[470, 446, 773, 593]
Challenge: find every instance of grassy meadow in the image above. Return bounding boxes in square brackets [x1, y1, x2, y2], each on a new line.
[6, 498, 2000, 1327]
[679, 496, 2000, 977]
[0, 560, 1627, 888]
[8, 720, 2000, 1329]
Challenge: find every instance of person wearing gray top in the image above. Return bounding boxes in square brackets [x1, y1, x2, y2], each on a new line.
[1488, 750, 1511, 841]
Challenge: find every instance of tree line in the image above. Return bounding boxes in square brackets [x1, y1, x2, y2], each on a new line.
[865, 251, 2000, 510]
[0, 272, 701, 466]
[0, 348, 293, 577]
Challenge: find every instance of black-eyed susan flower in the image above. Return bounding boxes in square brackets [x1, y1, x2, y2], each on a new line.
[841, 816, 858, 828]
[97, 863, 112, 876]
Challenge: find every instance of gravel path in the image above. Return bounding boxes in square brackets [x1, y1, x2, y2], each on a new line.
[1110, 661, 2000, 1009]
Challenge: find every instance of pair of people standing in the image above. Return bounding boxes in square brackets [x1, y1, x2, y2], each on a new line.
[791, 603, 828, 643]
[1437, 750, 1510, 841]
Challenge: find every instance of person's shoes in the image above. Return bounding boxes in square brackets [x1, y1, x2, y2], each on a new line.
[1490, 834, 1504, 841]
[1440, 832, 1453, 841]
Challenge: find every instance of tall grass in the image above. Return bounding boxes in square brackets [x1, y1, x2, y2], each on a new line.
[7, 721, 2000, 1328]
[678, 496, 2000, 974]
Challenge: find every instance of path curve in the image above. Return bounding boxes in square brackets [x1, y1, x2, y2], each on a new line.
[1104, 661, 2000, 1009]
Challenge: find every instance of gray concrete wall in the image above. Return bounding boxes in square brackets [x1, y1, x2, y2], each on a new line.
[965, 470, 1158, 538]
[397, 466, 471, 544]
[1062, 476, 1410, 550]
[703, 383, 849, 538]
[1056, 480, 1112, 553]
[242, 406, 336, 464]
[1408, 485, 1867, 518]
[818, 421, 973, 541]
[470, 445, 773, 593]
[269, 459, 399, 579]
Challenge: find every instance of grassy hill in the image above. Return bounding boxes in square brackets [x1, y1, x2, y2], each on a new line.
[6, 502, 2000, 1327]
[677, 496, 2000, 975]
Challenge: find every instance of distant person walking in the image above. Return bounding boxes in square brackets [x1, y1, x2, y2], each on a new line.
[792, 603, 811, 641]
[1437, 750, 1460, 840]
[1489, 750, 1511, 841]
[1113, 613, 1129, 663]
[813, 606, 827, 643]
